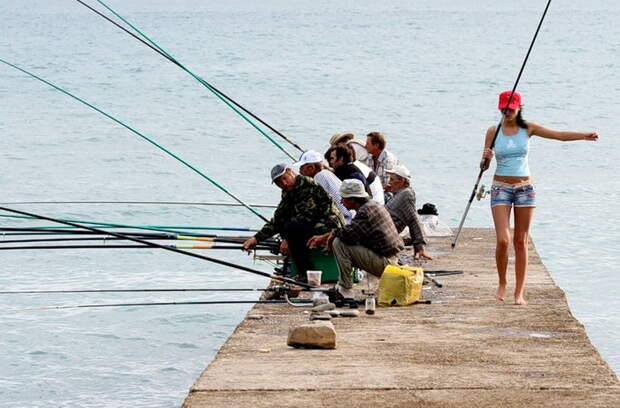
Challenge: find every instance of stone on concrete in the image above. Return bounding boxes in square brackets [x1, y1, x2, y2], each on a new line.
[309, 312, 332, 321]
[311, 302, 336, 312]
[312, 297, 330, 307]
[286, 321, 336, 349]
[339, 309, 360, 317]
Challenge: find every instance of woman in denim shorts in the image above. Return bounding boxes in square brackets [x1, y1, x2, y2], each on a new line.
[481, 91, 598, 305]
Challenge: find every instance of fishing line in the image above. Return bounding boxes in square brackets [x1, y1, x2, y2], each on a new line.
[9, 299, 313, 312]
[76, 0, 302, 158]
[0, 57, 269, 223]
[0, 206, 313, 289]
[452, 0, 552, 249]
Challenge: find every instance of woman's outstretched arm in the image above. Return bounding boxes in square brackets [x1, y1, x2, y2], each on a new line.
[528, 122, 599, 141]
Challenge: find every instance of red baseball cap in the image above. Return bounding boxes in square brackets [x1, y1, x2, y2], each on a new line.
[498, 90, 522, 110]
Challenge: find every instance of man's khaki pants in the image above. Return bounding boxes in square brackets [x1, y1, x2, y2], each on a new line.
[332, 237, 398, 289]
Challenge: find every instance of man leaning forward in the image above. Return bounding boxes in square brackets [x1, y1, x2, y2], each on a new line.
[308, 179, 403, 298]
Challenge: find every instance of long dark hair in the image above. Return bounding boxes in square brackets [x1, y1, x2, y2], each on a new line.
[516, 108, 528, 129]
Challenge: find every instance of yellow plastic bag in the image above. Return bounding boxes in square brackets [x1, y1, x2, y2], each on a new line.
[377, 265, 424, 306]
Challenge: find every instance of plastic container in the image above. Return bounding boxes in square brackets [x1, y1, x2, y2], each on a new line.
[365, 293, 376, 315]
[307, 270, 322, 286]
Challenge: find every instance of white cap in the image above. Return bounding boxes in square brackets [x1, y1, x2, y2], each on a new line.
[386, 165, 411, 181]
[340, 179, 369, 199]
[294, 150, 323, 167]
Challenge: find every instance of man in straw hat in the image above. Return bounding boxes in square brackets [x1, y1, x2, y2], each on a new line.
[329, 132, 370, 163]
[243, 163, 344, 282]
[384, 165, 432, 260]
[308, 179, 403, 298]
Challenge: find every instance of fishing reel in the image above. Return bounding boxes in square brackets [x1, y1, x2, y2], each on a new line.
[476, 184, 490, 201]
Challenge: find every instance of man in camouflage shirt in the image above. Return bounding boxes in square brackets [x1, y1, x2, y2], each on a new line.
[308, 179, 403, 296]
[243, 164, 344, 281]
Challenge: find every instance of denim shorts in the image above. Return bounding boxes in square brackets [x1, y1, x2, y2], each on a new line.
[490, 183, 536, 208]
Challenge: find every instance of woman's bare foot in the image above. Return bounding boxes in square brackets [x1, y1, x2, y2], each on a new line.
[495, 284, 506, 301]
[514, 295, 527, 305]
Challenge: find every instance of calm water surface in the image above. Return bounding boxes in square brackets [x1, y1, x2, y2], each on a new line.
[1, 1, 618, 406]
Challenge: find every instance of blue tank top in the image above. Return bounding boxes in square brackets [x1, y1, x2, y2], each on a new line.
[494, 127, 530, 177]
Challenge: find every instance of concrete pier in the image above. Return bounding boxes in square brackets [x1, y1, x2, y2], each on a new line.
[182, 228, 620, 407]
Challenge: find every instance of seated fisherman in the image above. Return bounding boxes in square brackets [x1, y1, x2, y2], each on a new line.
[384, 165, 432, 260]
[330, 136, 384, 205]
[325, 145, 368, 187]
[242, 164, 344, 282]
[363, 131, 399, 186]
[307, 179, 404, 298]
[296, 150, 353, 224]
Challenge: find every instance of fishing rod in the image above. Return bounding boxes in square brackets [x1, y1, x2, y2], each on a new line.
[0, 213, 259, 234]
[0, 200, 278, 209]
[0, 271, 463, 295]
[0, 227, 262, 242]
[0, 244, 274, 251]
[75, 0, 303, 158]
[0, 206, 313, 289]
[0, 227, 170, 236]
[424, 270, 463, 276]
[0, 234, 276, 247]
[0, 58, 269, 223]
[452, 0, 552, 249]
[11, 298, 313, 312]
[0, 228, 278, 250]
[0, 287, 289, 295]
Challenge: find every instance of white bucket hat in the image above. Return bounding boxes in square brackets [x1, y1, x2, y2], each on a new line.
[339, 179, 369, 199]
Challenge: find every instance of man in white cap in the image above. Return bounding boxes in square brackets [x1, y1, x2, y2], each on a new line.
[296, 150, 353, 224]
[384, 165, 432, 260]
[243, 163, 344, 282]
[307, 179, 403, 297]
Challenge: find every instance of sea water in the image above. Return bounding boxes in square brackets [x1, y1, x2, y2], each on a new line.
[1, 0, 618, 406]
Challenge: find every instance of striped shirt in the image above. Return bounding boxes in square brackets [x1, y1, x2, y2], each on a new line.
[363, 149, 399, 186]
[314, 169, 353, 224]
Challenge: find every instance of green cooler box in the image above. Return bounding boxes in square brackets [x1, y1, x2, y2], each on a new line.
[289, 248, 340, 283]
